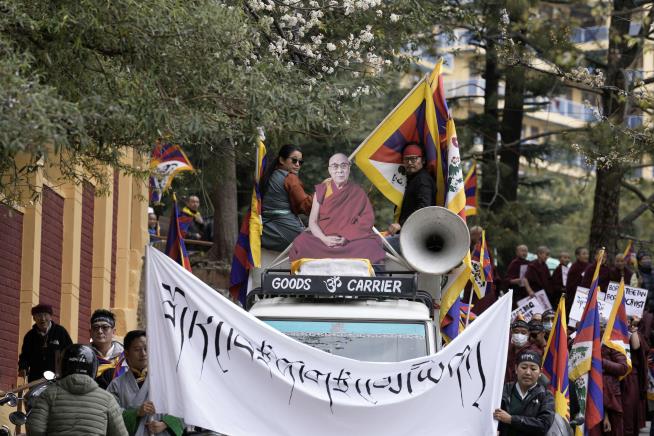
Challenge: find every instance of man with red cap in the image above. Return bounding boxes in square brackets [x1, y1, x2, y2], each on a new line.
[385, 142, 436, 253]
[18, 303, 72, 382]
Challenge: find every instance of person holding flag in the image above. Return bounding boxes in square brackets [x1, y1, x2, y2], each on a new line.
[384, 142, 436, 254]
[598, 315, 629, 435]
[569, 249, 605, 435]
[348, 58, 472, 342]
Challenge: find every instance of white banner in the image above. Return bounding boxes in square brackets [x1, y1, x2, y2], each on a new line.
[146, 247, 511, 436]
[604, 281, 648, 318]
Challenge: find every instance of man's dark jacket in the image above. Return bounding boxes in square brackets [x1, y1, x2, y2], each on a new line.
[499, 382, 555, 436]
[398, 168, 436, 226]
[18, 322, 72, 381]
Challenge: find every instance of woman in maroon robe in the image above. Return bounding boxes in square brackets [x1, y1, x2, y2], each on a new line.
[289, 153, 384, 265]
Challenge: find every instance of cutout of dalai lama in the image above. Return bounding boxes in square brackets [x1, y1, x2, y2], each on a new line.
[289, 153, 384, 265]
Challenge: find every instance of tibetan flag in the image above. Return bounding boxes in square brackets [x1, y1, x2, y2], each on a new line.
[464, 162, 478, 216]
[351, 61, 445, 207]
[471, 230, 494, 299]
[459, 302, 477, 329]
[165, 193, 192, 272]
[542, 297, 570, 420]
[438, 117, 472, 343]
[229, 139, 267, 305]
[569, 249, 604, 435]
[602, 278, 632, 379]
[149, 142, 194, 203]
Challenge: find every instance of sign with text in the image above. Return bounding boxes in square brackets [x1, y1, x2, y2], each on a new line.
[262, 274, 415, 297]
[511, 297, 546, 323]
[146, 247, 511, 436]
[604, 281, 648, 318]
[517, 290, 552, 313]
[569, 287, 611, 327]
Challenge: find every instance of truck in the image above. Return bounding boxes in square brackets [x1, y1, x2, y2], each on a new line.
[247, 206, 470, 362]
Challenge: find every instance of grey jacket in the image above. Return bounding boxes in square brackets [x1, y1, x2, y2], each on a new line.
[27, 373, 128, 436]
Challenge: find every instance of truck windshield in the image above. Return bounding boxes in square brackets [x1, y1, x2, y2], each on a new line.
[264, 320, 427, 362]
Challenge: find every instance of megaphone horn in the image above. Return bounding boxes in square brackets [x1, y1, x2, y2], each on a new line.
[399, 206, 470, 275]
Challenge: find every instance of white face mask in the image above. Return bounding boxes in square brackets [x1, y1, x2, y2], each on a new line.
[511, 333, 529, 347]
[543, 322, 553, 331]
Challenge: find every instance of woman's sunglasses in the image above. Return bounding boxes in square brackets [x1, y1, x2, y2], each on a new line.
[290, 157, 304, 165]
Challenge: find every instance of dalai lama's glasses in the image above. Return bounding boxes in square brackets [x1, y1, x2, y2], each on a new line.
[329, 163, 351, 170]
[289, 158, 304, 165]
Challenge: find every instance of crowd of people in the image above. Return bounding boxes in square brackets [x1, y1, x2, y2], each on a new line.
[16, 306, 188, 436]
[10, 143, 654, 436]
[486, 241, 654, 435]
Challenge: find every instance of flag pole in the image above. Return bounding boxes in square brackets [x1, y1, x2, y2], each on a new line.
[464, 283, 475, 328]
[348, 74, 429, 162]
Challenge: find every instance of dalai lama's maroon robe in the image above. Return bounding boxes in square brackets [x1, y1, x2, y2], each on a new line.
[289, 180, 384, 264]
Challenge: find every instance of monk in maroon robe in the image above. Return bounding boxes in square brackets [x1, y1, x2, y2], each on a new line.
[290, 153, 384, 264]
[581, 249, 611, 293]
[621, 318, 649, 436]
[565, 246, 589, 314]
[525, 246, 552, 297]
[550, 251, 571, 307]
[610, 254, 634, 285]
[598, 345, 629, 436]
[503, 244, 530, 306]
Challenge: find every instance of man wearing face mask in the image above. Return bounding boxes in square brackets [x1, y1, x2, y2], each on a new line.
[541, 310, 555, 338]
[505, 320, 540, 383]
[290, 153, 384, 265]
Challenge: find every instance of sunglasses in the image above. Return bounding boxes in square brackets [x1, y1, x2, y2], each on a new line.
[289, 157, 304, 165]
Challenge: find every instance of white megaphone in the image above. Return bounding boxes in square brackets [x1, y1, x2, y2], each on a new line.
[399, 206, 470, 275]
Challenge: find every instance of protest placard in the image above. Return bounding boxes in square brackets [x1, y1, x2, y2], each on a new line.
[516, 290, 553, 312]
[511, 297, 547, 322]
[604, 281, 648, 318]
[568, 287, 612, 327]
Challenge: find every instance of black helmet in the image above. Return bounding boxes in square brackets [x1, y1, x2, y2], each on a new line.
[60, 344, 98, 378]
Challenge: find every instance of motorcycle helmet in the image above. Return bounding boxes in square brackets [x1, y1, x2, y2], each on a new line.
[60, 344, 98, 378]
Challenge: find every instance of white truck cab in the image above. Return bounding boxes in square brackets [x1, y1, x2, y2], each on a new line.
[247, 266, 438, 362]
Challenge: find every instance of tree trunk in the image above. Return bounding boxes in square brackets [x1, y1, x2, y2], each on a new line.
[497, 65, 526, 207]
[480, 37, 501, 208]
[210, 140, 238, 263]
[589, 167, 622, 256]
[588, 0, 639, 258]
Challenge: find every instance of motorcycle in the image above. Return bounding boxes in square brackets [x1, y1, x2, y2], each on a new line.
[0, 371, 56, 436]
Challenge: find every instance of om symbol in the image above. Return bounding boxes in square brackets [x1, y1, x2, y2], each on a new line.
[324, 276, 342, 293]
